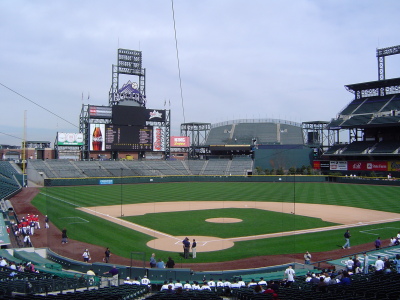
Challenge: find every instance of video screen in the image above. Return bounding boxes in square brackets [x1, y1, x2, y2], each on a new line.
[112, 106, 147, 126]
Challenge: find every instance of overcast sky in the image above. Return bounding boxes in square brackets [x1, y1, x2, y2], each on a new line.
[1, 0, 400, 146]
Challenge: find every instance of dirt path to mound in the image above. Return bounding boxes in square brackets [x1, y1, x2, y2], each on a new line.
[10, 188, 400, 271]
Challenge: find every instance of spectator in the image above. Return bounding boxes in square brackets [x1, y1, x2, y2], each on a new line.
[384, 256, 392, 273]
[340, 271, 351, 285]
[149, 253, 156, 268]
[156, 258, 165, 268]
[124, 277, 132, 285]
[183, 280, 192, 290]
[393, 254, 400, 273]
[166, 257, 175, 268]
[363, 252, 370, 275]
[284, 265, 295, 287]
[345, 257, 354, 272]
[160, 281, 170, 291]
[140, 275, 151, 288]
[174, 279, 183, 289]
[131, 277, 141, 285]
[253, 284, 263, 294]
[375, 256, 385, 274]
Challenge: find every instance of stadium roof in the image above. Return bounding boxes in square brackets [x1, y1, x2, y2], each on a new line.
[345, 78, 400, 94]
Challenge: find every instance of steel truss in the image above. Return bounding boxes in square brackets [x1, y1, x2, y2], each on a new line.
[180, 122, 211, 159]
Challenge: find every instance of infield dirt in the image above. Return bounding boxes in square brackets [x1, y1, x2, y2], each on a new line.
[77, 201, 400, 252]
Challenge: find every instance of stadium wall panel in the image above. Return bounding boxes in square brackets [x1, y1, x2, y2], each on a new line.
[44, 175, 327, 187]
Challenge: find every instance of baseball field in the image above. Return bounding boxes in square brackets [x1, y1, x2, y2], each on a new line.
[30, 181, 400, 263]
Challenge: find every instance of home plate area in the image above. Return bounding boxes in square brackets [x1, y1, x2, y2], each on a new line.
[147, 236, 235, 252]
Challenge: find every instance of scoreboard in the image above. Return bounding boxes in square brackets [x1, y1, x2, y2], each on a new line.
[105, 125, 153, 150]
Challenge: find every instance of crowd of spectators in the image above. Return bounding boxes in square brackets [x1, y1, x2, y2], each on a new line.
[0, 255, 38, 276]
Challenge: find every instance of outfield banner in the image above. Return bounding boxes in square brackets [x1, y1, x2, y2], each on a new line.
[330, 161, 348, 171]
[99, 179, 113, 185]
[170, 136, 190, 147]
[348, 161, 387, 171]
[388, 161, 400, 172]
[57, 132, 84, 146]
[313, 160, 329, 170]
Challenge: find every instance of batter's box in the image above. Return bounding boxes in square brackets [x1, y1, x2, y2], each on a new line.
[359, 227, 398, 236]
[60, 217, 89, 225]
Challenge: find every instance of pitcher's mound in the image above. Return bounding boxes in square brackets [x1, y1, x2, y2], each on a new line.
[147, 236, 235, 252]
[206, 218, 242, 223]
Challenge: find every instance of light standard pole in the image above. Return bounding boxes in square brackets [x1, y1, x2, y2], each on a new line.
[120, 168, 123, 217]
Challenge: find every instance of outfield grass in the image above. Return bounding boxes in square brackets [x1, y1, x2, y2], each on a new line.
[31, 182, 400, 263]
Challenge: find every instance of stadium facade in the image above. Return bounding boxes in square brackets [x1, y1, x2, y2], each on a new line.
[315, 44, 400, 177]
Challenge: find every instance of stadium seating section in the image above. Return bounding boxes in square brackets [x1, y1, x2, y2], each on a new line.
[28, 159, 254, 178]
[329, 94, 400, 129]
[233, 272, 400, 300]
[206, 121, 302, 145]
[325, 140, 400, 155]
[0, 161, 22, 199]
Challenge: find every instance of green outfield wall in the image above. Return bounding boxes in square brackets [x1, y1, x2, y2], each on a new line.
[44, 175, 328, 187]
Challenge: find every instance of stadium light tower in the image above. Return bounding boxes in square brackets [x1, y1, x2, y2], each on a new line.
[120, 168, 123, 217]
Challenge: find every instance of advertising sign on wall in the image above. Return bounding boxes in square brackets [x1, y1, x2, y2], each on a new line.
[57, 133, 84, 146]
[348, 161, 388, 171]
[170, 136, 190, 147]
[153, 126, 165, 152]
[89, 106, 112, 119]
[388, 161, 400, 171]
[146, 109, 166, 122]
[330, 161, 348, 171]
[89, 124, 105, 151]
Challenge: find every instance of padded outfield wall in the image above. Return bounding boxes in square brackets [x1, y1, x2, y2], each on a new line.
[44, 175, 327, 187]
[43, 175, 400, 187]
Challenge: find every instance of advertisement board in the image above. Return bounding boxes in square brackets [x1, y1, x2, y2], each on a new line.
[388, 161, 400, 172]
[89, 124, 105, 151]
[89, 106, 112, 119]
[153, 126, 165, 152]
[57, 133, 84, 146]
[170, 136, 190, 147]
[146, 109, 166, 122]
[330, 161, 348, 171]
[348, 161, 388, 171]
[313, 160, 330, 170]
[105, 125, 153, 150]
